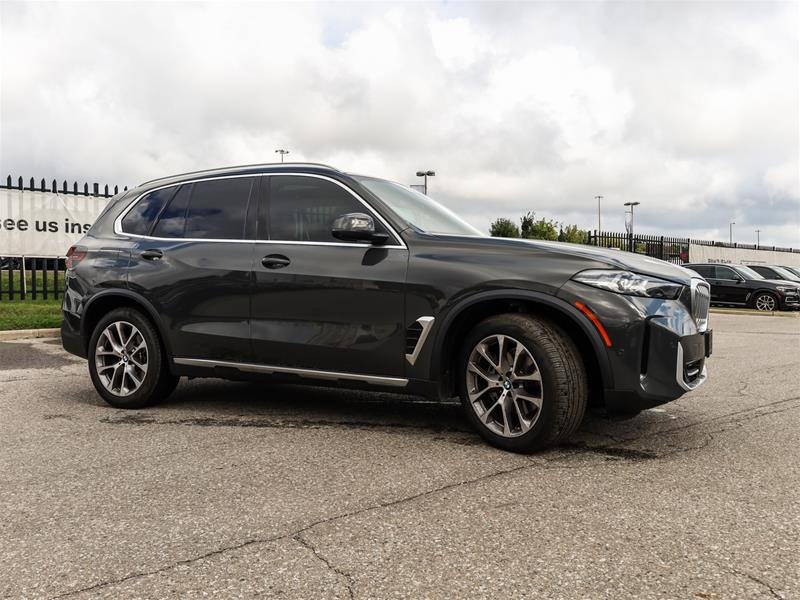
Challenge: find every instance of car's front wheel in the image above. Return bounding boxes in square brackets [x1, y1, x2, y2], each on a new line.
[457, 313, 587, 453]
[753, 292, 778, 312]
[88, 307, 179, 408]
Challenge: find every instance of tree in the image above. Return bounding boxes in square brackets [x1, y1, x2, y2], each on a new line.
[558, 224, 589, 244]
[520, 211, 558, 241]
[489, 218, 520, 238]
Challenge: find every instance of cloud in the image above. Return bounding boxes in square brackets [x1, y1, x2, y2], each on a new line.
[1, 1, 797, 247]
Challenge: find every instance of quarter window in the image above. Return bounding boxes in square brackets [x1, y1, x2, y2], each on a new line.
[268, 176, 387, 243]
[120, 187, 176, 235]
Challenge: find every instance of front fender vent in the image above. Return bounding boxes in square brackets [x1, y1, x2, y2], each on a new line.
[405, 317, 435, 366]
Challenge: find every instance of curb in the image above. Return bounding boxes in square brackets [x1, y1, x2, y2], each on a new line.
[709, 308, 799, 318]
[0, 328, 61, 341]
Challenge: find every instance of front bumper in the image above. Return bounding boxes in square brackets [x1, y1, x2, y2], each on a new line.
[558, 280, 712, 414]
[781, 293, 800, 309]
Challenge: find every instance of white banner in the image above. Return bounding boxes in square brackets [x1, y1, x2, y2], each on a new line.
[688, 243, 800, 267]
[0, 188, 111, 256]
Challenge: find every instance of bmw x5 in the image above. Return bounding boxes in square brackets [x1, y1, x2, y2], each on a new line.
[62, 163, 712, 452]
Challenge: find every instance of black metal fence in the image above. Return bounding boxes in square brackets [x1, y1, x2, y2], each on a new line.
[588, 232, 690, 264]
[0, 257, 66, 301]
[588, 231, 799, 264]
[1, 174, 126, 302]
[1, 175, 127, 198]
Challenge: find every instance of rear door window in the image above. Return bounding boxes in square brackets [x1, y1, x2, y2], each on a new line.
[184, 178, 255, 240]
[690, 265, 714, 278]
[150, 178, 256, 240]
[151, 184, 192, 238]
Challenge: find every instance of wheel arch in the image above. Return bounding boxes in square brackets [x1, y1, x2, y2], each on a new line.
[429, 290, 613, 404]
[80, 290, 173, 359]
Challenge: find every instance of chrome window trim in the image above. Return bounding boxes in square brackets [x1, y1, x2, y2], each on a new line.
[113, 172, 407, 249]
[173, 357, 408, 387]
[405, 316, 435, 366]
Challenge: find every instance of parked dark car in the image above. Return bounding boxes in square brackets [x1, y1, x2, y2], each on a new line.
[782, 265, 800, 279]
[62, 163, 712, 452]
[749, 264, 800, 284]
[684, 263, 800, 311]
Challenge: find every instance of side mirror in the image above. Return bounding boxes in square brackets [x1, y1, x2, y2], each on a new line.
[331, 212, 388, 245]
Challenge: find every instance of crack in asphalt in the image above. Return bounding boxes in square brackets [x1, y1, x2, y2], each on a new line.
[50, 461, 534, 598]
[725, 566, 786, 600]
[293, 532, 355, 600]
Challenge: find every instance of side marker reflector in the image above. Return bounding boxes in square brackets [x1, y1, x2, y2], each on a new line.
[575, 301, 612, 348]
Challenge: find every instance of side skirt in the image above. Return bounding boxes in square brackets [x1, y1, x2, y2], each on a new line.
[173, 357, 409, 388]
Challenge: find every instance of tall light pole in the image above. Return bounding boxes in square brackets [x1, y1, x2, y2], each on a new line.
[729, 221, 735, 244]
[624, 202, 640, 233]
[595, 195, 603, 245]
[755, 229, 761, 247]
[416, 170, 435, 195]
[624, 201, 640, 252]
[275, 149, 290, 163]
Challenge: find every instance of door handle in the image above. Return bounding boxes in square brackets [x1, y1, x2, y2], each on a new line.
[140, 249, 164, 260]
[261, 254, 290, 269]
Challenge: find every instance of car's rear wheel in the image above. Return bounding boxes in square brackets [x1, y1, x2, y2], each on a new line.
[457, 313, 587, 453]
[88, 307, 179, 408]
[753, 292, 777, 312]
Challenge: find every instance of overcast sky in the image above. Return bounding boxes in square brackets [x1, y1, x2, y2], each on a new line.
[1, 1, 798, 246]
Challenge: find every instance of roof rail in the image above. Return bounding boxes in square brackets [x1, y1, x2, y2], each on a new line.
[137, 162, 341, 187]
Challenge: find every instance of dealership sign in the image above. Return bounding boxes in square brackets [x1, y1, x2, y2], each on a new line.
[0, 188, 111, 256]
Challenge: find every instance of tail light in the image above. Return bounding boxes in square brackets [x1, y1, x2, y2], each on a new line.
[65, 245, 87, 269]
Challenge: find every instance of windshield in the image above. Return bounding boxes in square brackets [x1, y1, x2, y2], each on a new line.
[734, 265, 765, 280]
[355, 177, 483, 236]
[772, 266, 800, 281]
[784, 266, 800, 278]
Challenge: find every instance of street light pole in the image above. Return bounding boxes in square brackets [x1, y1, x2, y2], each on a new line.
[755, 229, 761, 247]
[416, 170, 435, 195]
[275, 149, 290, 163]
[595, 195, 603, 245]
[729, 221, 735, 245]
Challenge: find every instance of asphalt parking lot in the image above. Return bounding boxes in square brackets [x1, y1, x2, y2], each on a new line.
[1, 313, 798, 599]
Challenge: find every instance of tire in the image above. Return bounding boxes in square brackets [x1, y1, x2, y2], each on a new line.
[87, 307, 179, 408]
[457, 313, 587, 453]
[753, 292, 778, 312]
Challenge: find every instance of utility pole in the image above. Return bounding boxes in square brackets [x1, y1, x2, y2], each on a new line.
[275, 149, 290, 163]
[755, 229, 761, 247]
[416, 170, 435, 195]
[595, 195, 603, 245]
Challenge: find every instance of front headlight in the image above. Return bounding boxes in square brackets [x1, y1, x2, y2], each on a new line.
[572, 269, 684, 299]
[776, 286, 798, 293]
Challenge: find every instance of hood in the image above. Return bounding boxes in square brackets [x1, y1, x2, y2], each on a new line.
[512, 239, 697, 283]
[762, 278, 800, 288]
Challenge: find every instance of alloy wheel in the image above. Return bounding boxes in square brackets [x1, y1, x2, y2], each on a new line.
[466, 334, 543, 438]
[755, 294, 776, 312]
[94, 321, 148, 396]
